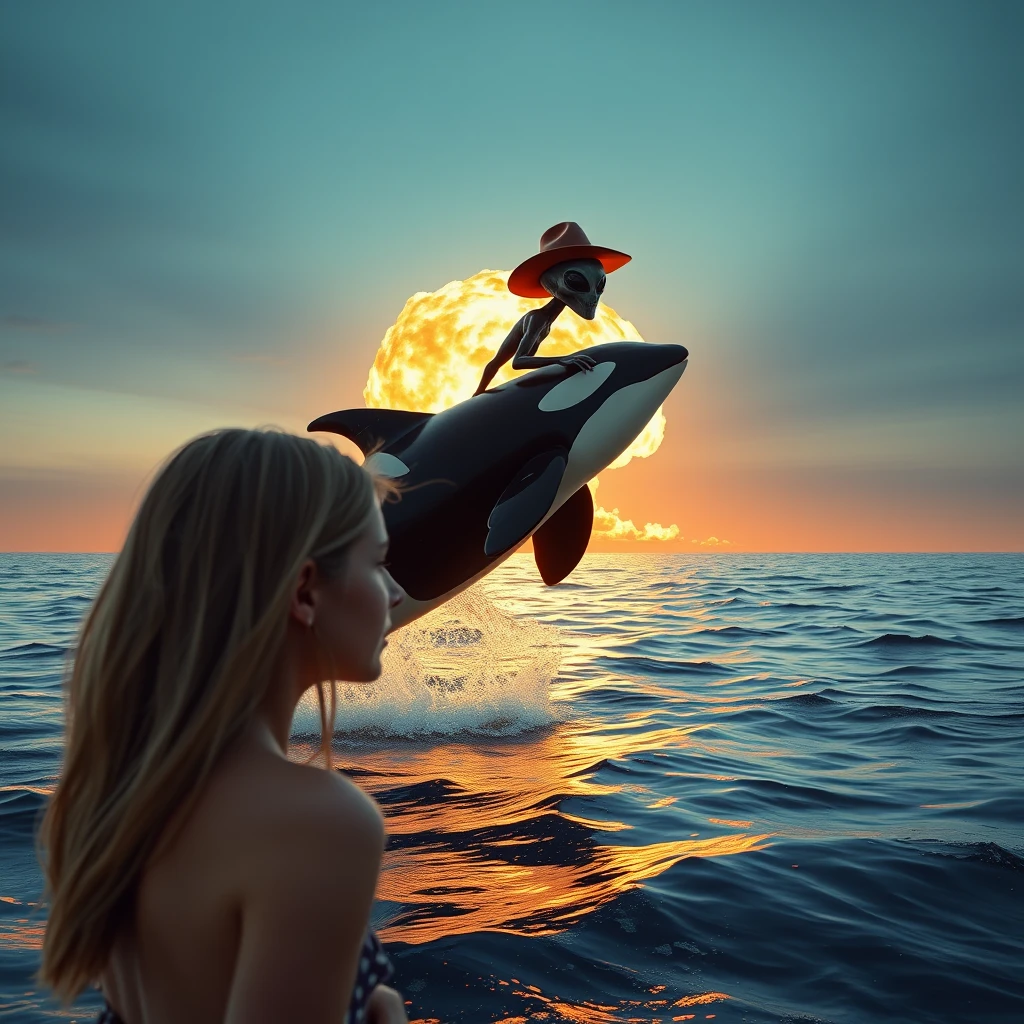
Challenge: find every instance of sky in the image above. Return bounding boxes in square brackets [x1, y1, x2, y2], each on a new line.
[1, 1, 1022, 552]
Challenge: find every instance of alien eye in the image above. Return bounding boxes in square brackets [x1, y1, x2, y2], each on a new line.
[564, 270, 589, 292]
[596, 277, 606, 294]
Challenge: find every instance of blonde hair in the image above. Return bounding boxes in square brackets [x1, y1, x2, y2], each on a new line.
[38, 427, 389, 1000]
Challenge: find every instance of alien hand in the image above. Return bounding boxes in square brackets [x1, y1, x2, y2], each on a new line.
[558, 354, 596, 373]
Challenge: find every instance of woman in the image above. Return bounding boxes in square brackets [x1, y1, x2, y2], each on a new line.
[38, 428, 409, 1024]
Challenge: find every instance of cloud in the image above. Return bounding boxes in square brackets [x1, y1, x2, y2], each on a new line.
[0, 315, 69, 332]
[593, 505, 681, 542]
[589, 477, 680, 542]
[692, 536, 732, 547]
[2, 360, 37, 374]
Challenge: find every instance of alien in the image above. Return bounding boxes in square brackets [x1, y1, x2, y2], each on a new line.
[473, 222, 631, 396]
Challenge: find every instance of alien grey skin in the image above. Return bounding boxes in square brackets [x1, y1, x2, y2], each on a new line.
[472, 258, 606, 396]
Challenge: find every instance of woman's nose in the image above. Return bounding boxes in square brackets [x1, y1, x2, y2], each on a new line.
[386, 571, 405, 608]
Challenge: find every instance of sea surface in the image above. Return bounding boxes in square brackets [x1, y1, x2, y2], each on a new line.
[1, 552, 1023, 1023]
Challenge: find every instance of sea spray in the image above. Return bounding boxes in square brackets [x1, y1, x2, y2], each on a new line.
[291, 587, 562, 741]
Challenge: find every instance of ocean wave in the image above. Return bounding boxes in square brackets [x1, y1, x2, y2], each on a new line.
[764, 601, 828, 611]
[913, 840, 1024, 871]
[739, 776, 894, 811]
[873, 721, 959, 742]
[705, 625, 778, 638]
[977, 615, 1024, 628]
[0, 642, 68, 660]
[839, 702, 959, 720]
[876, 663, 953, 676]
[0, 787, 46, 843]
[919, 796, 1024, 825]
[373, 777, 469, 811]
[584, 686, 669, 708]
[595, 654, 728, 677]
[772, 692, 839, 709]
[852, 632, 973, 650]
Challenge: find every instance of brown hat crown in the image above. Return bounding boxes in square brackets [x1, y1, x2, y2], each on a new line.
[539, 222, 594, 251]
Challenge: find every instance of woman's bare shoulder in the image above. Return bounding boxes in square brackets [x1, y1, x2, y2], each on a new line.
[185, 745, 385, 887]
[211, 755, 386, 1024]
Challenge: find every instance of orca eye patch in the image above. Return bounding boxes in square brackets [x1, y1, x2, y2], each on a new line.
[538, 361, 617, 412]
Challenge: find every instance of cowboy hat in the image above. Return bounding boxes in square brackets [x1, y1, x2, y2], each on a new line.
[507, 222, 631, 298]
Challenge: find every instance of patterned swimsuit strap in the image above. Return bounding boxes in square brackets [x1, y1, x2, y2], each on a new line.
[97, 931, 393, 1024]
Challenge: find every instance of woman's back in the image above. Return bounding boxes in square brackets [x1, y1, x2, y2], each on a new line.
[102, 734, 385, 1024]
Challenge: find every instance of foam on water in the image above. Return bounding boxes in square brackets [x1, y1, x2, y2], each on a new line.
[291, 587, 562, 741]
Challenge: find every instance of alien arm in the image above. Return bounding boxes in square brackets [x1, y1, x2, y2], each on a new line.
[511, 314, 595, 372]
[473, 316, 528, 395]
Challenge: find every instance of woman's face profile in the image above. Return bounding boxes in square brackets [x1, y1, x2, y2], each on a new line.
[304, 503, 404, 683]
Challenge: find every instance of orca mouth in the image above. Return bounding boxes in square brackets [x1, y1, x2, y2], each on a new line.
[638, 343, 689, 381]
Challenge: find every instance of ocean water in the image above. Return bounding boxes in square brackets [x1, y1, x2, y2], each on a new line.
[1, 552, 1022, 1023]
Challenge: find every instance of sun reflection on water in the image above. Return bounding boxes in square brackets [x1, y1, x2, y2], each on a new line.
[411, 979, 732, 1024]
[325, 725, 770, 946]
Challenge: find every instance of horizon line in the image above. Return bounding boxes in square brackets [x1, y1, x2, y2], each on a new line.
[2, 550, 1022, 557]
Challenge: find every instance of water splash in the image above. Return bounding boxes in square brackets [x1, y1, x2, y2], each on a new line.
[291, 588, 562, 741]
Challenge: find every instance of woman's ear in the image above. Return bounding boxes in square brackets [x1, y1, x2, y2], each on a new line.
[290, 559, 318, 628]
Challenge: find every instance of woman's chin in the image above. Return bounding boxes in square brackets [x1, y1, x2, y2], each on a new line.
[362, 654, 384, 682]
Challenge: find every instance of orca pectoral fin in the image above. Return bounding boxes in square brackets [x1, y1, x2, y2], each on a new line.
[485, 449, 567, 557]
[533, 484, 594, 585]
[307, 409, 433, 455]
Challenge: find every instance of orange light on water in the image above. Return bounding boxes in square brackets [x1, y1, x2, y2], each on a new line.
[482, 983, 730, 1024]
[672, 993, 730, 1008]
[335, 726, 770, 946]
[0, 916, 44, 951]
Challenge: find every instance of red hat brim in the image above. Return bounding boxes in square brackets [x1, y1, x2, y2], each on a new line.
[507, 245, 631, 298]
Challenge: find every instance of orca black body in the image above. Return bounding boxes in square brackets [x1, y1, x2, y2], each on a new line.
[309, 341, 688, 628]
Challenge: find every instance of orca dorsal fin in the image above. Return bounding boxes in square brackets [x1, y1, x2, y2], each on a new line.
[484, 449, 567, 557]
[307, 408, 433, 454]
[533, 484, 594, 585]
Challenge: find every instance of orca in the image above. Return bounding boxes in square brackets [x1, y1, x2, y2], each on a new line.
[309, 341, 688, 628]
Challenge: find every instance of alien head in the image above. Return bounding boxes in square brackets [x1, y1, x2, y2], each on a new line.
[539, 258, 606, 320]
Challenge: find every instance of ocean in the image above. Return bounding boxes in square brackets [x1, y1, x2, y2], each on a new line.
[1, 552, 1022, 1023]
